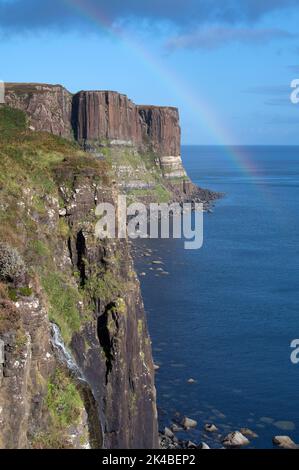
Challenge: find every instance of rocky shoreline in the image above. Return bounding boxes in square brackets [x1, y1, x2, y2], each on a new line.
[133, 241, 298, 452]
[159, 417, 299, 450]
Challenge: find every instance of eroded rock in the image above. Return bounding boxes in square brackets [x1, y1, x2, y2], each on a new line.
[181, 417, 197, 429]
[222, 431, 250, 448]
[273, 436, 298, 449]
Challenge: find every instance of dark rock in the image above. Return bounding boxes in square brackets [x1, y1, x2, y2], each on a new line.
[198, 442, 210, 449]
[204, 423, 218, 433]
[187, 441, 197, 449]
[164, 427, 174, 439]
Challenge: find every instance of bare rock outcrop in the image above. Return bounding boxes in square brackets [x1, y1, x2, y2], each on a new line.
[5, 83, 186, 180]
[5, 83, 73, 139]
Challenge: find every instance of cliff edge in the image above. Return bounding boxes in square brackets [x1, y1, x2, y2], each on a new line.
[5, 83, 218, 204]
[0, 105, 158, 449]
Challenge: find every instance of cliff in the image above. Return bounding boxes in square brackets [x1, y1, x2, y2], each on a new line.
[6, 83, 190, 181]
[72, 90, 144, 147]
[5, 83, 73, 139]
[138, 105, 185, 178]
[0, 84, 219, 449]
[0, 106, 158, 449]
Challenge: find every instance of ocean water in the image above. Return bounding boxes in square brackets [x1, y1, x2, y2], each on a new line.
[133, 145, 299, 449]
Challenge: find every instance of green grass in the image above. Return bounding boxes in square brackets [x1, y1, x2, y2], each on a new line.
[0, 105, 27, 137]
[41, 272, 82, 344]
[31, 367, 84, 449]
[127, 183, 171, 204]
[84, 267, 125, 305]
[47, 367, 83, 428]
[29, 240, 51, 258]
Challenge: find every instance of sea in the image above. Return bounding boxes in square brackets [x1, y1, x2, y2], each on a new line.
[133, 145, 299, 449]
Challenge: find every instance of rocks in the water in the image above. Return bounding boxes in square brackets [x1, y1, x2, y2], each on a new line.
[240, 427, 258, 438]
[273, 420, 296, 431]
[181, 416, 197, 429]
[159, 434, 178, 450]
[260, 416, 274, 424]
[139, 272, 146, 276]
[164, 427, 174, 439]
[153, 364, 160, 371]
[198, 442, 210, 449]
[187, 378, 196, 384]
[222, 431, 250, 448]
[204, 423, 218, 433]
[273, 436, 298, 449]
[186, 441, 197, 449]
[171, 423, 183, 433]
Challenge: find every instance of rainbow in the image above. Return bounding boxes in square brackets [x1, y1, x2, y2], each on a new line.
[63, 0, 263, 182]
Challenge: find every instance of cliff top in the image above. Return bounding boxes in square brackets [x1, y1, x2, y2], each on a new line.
[5, 82, 68, 94]
[5, 83, 178, 110]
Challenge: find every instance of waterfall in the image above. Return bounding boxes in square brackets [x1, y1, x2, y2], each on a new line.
[50, 322, 85, 382]
[50, 322, 104, 449]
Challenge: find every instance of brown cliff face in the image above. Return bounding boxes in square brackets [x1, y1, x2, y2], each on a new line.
[72, 91, 144, 147]
[5, 84, 182, 165]
[5, 83, 73, 139]
[71, 90, 185, 177]
[5, 83, 187, 179]
[61, 175, 159, 449]
[138, 106, 181, 157]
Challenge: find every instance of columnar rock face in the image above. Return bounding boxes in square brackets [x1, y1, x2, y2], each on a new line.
[5, 83, 186, 178]
[5, 83, 73, 139]
[138, 106, 186, 178]
[138, 106, 181, 156]
[72, 91, 144, 147]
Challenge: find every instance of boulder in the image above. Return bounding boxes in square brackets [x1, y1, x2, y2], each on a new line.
[198, 442, 210, 449]
[272, 436, 298, 449]
[204, 423, 218, 433]
[240, 427, 258, 438]
[222, 431, 250, 447]
[187, 441, 197, 449]
[181, 417, 197, 429]
[187, 378, 196, 384]
[164, 427, 174, 439]
[170, 423, 182, 433]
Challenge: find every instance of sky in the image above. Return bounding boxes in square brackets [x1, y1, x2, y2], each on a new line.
[0, 0, 299, 145]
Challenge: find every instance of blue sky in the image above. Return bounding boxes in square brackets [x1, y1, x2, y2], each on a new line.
[1, 0, 299, 144]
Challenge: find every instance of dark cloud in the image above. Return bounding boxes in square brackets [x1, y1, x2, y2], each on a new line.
[166, 28, 294, 51]
[0, 0, 298, 32]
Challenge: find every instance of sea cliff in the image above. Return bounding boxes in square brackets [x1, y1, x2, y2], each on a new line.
[0, 83, 217, 449]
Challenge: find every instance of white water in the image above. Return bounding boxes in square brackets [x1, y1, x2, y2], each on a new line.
[50, 322, 86, 383]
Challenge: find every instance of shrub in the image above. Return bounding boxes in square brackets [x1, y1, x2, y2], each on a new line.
[0, 243, 25, 282]
[46, 368, 83, 427]
[0, 298, 21, 335]
[41, 272, 81, 344]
